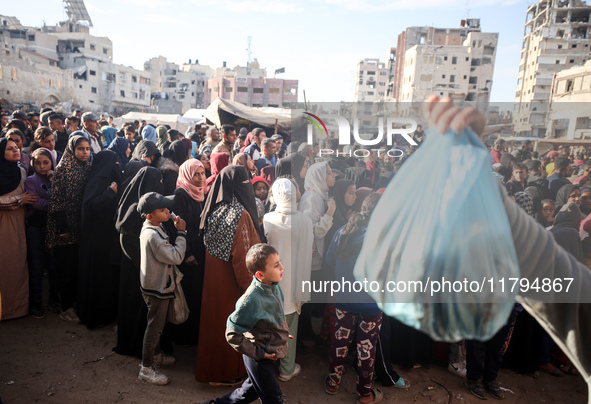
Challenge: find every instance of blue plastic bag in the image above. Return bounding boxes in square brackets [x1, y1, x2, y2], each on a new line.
[353, 127, 520, 341]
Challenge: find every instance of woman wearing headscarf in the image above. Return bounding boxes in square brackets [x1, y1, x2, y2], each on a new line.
[130, 140, 179, 196]
[286, 141, 301, 156]
[113, 166, 164, 357]
[101, 126, 117, 148]
[196, 154, 211, 178]
[46, 135, 92, 324]
[0, 138, 38, 319]
[163, 139, 189, 167]
[579, 187, 591, 218]
[196, 165, 261, 384]
[263, 178, 313, 381]
[260, 165, 276, 186]
[141, 125, 157, 143]
[155, 126, 169, 152]
[205, 152, 230, 193]
[232, 152, 256, 179]
[555, 184, 581, 213]
[107, 137, 130, 169]
[325, 179, 356, 249]
[351, 187, 372, 213]
[170, 159, 207, 346]
[77, 150, 122, 329]
[275, 152, 308, 195]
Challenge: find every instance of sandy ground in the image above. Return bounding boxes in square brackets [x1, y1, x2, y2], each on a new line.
[0, 312, 587, 404]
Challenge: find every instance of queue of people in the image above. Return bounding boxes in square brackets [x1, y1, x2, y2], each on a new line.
[1, 100, 589, 404]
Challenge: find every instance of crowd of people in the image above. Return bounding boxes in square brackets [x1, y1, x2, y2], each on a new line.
[0, 99, 588, 403]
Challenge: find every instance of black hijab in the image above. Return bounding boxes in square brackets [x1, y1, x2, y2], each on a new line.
[131, 140, 160, 162]
[0, 138, 22, 195]
[199, 165, 261, 238]
[115, 166, 163, 236]
[163, 139, 188, 167]
[81, 150, 121, 228]
[120, 161, 145, 199]
[555, 184, 580, 212]
[287, 141, 301, 155]
[550, 201, 583, 262]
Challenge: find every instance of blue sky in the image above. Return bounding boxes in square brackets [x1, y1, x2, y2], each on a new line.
[5, 0, 535, 103]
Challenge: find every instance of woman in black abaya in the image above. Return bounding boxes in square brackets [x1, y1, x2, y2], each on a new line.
[78, 150, 121, 329]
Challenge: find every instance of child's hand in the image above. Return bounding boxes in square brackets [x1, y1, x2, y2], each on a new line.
[46, 170, 54, 180]
[184, 255, 197, 265]
[263, 352, 277, 361]
[109, 182, 118, 193]
[174, 216, 187, 231]
[21, 191, 38, 205]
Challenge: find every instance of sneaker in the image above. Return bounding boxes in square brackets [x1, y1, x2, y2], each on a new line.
[278, 363, 301, 382]
[465, 379, 487, 400]
[59, 307, 81, 324]
[47, 299, 62, 314]
[138, 365, 169, 385]
[483, 379, 504, 399]
[448, 361, 467, 378]
[154, 352, 176, 366]
[30, 302, 45, 319]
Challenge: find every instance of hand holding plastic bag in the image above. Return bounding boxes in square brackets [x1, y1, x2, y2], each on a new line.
[353, 125, 520, 341]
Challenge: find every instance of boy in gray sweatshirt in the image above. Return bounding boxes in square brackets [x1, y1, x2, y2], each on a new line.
[137, 192, 186, 386]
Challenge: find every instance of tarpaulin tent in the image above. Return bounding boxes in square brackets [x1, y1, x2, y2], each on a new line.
[114, 111, 195, 133]
[204, 98, 296, 136]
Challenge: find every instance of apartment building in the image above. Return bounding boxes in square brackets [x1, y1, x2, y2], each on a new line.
[513, 0, 591, 137]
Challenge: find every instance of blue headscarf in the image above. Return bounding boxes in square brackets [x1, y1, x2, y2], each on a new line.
[142, 125, 157, 143]
[101, 126, 117, 147]
[107, 137, 130, 168]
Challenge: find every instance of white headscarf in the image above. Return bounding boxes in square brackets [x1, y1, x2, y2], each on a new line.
[273, 178, 297, 215]
[304, 162, 329, 200]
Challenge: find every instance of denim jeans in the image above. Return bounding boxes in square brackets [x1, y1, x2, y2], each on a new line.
[216, 355, 283, 404]
[26, 226, 55, 303]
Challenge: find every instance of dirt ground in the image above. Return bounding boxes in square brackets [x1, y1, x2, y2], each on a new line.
[0, 312, 587, 404]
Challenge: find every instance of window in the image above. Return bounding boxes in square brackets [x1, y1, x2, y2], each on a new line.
[268, 104, 279, 108]
[556, 60, 561, 64]
[79, 84, 83, 89]
[378, 92, 384, 96]
[90, 44, 95, 50]
[120, 90, 125, 97]
[367, 91, 374, 95]
[103, 48, 108, 54]
[191, 92, 195, 96]
[225, 87, 233, 93]
[378, 82, 385, 86]
[465, 57, 469, 61]
[463, 75, 467, 79]
[367, 71, 376, 75]
[57, 80, 61, 88]
[179, 95, 185, 99]
[268, 88, 280, 94]
[253, 88, 264, 93]
[570, 59, 575, 63]
[450, 75, 455, 83]
[558, 45, 563, 49]
[132, 75, 137, 83]
[133, 92, 138, 98]
[89, 100, 94, 103]
[90, 70, 96, 76]
[11, 67, 16, 81]
[452, 56, 457, 64]
[237, 87, 248, 93]
[40, 78, 45, 86]
[91, 87, 97, 93]
[442, 74, 446, 79]
[573, 44, 577, 48]
[380, 71, 387, 75]
[28, 34, 35, 41]
[284, 88, 296, 95]
[469, 76, 478, 84]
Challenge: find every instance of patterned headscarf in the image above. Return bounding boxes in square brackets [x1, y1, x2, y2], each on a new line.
[46, 135, 91, 248]
[514, 191, 534, 217]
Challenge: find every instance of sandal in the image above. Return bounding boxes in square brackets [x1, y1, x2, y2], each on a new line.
[356, 387, 384, 404]
[539, 363, 565, 377]
[394, 377, 411, 389]
[324, 376, 339, 395]
[559, 364, 580, 376]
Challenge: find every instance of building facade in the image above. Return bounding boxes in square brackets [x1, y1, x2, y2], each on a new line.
[392, 19, 498, 116]
[513, 0, 591, 137]
[353, 58, 389, 102]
